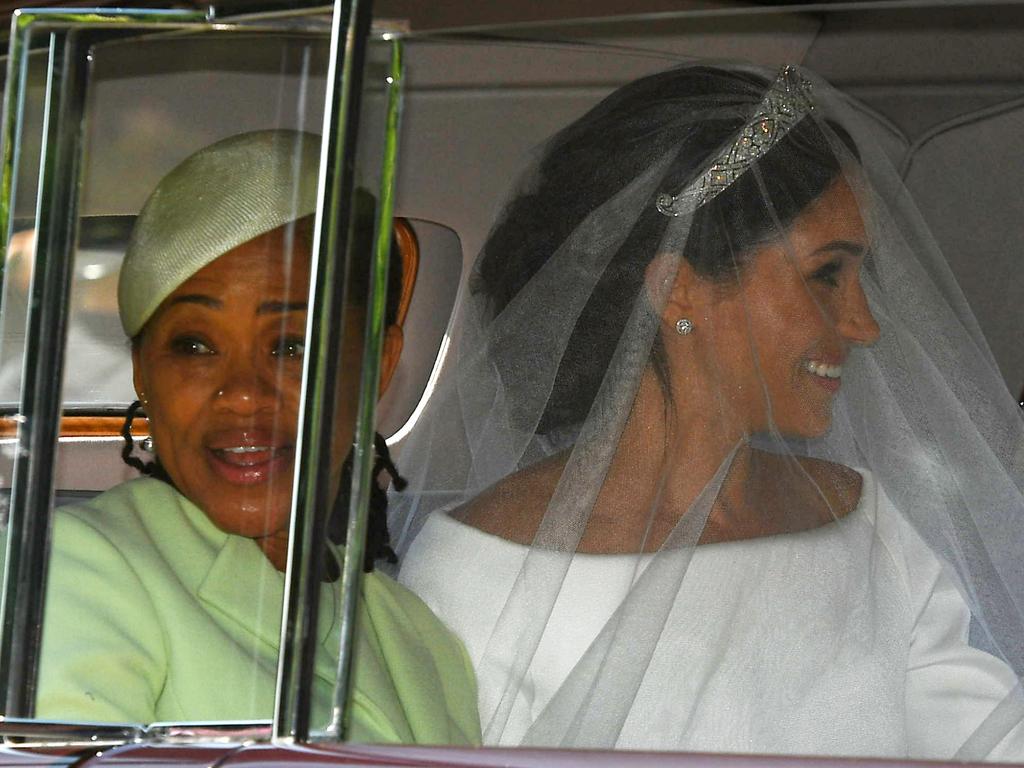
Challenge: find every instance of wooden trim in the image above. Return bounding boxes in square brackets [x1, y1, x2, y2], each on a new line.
[393, 217, 419, 328]
[0, 415, 147, 439]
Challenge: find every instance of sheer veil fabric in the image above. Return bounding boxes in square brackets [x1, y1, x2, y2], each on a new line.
[389, 62, 1024, 758]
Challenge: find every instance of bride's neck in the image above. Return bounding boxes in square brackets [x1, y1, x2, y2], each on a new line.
[585, 370, 748, 551]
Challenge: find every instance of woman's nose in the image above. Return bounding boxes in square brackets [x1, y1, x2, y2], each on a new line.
[838, 280, 881, 347]
[213, 357, 278, 413]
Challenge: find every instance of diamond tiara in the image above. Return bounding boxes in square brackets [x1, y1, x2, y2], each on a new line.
[655, 66, 814, 218]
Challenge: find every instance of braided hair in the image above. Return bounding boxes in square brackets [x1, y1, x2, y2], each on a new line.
[328, 433, 406, 573]
[119, 399, 171, 484]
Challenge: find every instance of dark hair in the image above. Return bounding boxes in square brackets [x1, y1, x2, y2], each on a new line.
[328, 187, 406, 571]
[121, 188, 407, 573]
[328, 433, 404, 573]
[474, 65, 856, 436]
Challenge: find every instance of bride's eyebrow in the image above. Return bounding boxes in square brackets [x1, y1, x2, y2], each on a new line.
[811, 240, 867, 258]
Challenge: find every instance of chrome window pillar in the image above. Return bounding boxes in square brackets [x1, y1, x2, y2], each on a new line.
[273, 0, 389, 744]
[0, 7, 207, 720]
[329, 32, 403, 742]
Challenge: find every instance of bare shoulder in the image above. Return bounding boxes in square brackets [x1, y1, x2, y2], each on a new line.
[745, 450, 865, 532]
[794, 455, 864, 519]
[451, 453, 568, 544]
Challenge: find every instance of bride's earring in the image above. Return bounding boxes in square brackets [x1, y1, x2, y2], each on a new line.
[675, 318, 694, 336]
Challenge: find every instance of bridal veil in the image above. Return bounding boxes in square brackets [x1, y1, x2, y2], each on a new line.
[388, 61, 1024, 759]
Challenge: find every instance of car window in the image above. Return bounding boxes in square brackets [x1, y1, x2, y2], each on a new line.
[382, 4, 1024, 762]
[0, 7, 403, 742]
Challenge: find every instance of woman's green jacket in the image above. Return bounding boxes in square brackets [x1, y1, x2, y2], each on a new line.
[35, 477, 480, 745]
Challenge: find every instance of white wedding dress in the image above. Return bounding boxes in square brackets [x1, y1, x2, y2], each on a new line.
[399, 471, 1024, 758]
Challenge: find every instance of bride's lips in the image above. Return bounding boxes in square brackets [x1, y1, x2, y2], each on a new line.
[205, 428, 294, 485]
[803, 356, 845, 394]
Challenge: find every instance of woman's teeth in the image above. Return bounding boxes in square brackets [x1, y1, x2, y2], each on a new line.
[805, 360, 842, 379]
[222, 446, 272, 454]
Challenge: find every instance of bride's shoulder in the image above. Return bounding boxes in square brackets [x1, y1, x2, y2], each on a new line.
[796, 455, 864, 500]
[753, 453, 865, 523]
[793, 458, 922, 555]
[451, 453, 567, 544]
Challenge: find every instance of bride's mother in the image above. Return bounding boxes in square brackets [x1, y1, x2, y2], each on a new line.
[36, 130, 479, 745]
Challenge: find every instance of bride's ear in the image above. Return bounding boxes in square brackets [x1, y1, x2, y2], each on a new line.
[644, 253, 708, 332]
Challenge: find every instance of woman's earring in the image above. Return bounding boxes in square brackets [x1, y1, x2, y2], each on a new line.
[121, 400, 156, 473]
[135, 395, 154, 452]
[675, 318, 694, 336]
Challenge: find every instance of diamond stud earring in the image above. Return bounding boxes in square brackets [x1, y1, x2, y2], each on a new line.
[675, 318, 694, 336]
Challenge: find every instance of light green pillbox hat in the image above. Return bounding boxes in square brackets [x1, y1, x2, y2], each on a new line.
[118, 129, 321, 337]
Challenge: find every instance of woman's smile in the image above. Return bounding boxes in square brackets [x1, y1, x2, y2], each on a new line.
[205, 427, 295, 485]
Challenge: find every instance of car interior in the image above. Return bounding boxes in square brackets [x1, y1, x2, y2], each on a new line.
[0, 0, 1021, 743]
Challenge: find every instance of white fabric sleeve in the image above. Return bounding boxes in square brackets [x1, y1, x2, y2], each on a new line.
[896, 511, 1024, 760]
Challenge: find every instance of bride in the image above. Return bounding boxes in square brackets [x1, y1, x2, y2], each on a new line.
[390, 62, 1024, 759]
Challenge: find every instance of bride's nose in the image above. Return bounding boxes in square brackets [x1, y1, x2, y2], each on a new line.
[838, 278, 881, 347]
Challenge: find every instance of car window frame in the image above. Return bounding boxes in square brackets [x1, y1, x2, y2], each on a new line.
[0, 0, 400, 750]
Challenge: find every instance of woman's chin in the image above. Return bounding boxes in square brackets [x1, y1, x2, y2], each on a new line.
[182, 480, 296, 541]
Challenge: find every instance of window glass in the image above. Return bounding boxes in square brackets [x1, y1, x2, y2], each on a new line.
[383, 5, 1024, 760]
[0, 19, 366, 730]
[4, 18, 467, 743]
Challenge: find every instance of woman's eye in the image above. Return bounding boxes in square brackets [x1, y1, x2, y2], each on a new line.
[272, 336, 305, 359]
[170, 336, 214, 356]
[811, 261, 841, 288]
